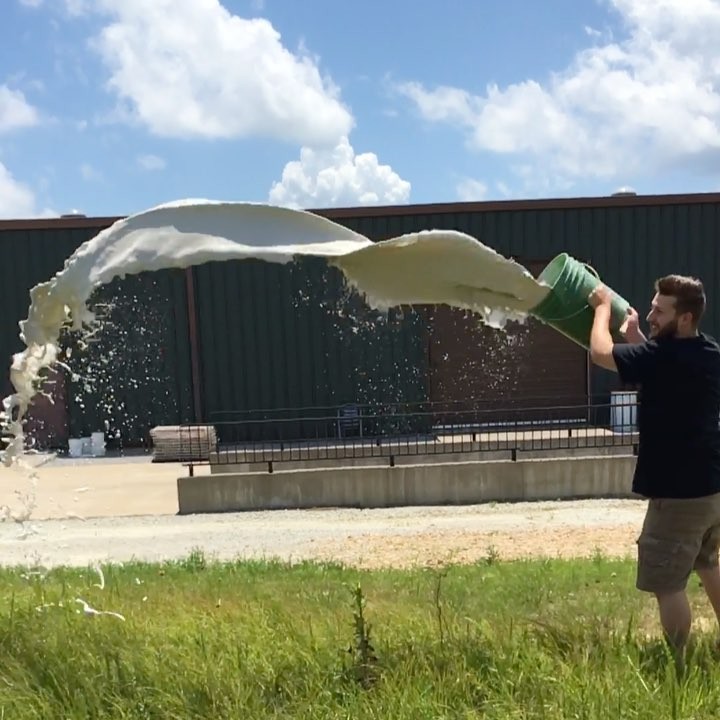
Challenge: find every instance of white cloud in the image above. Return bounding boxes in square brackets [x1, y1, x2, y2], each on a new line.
[0, 164, 35, 217]
[80, 0, 352, 145]
[397, 0, 720, 188]
[80, 162, 102, 181]
[19, 0, 44, 7]
[456, 177, 487, 202]
[0, 163, 53, 219]
[496, 181, 512, 197]
[269, 136, 411, 209]
[137, 153, 166, 171]
[63, 0, 91, 15]
[0, 85, 39, 133]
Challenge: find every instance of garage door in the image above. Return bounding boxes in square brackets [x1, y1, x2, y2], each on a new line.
[422, 260, 588, 424]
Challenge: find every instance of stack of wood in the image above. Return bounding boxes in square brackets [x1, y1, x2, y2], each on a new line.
[149, 425, 217, 462]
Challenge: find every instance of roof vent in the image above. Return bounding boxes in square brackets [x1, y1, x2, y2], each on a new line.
[60, 210, 87, 218]
[611, 186, 637, 197]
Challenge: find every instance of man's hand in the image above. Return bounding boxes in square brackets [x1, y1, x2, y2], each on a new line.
[588, 284, 613, 309]
[619, 307, 646, 344]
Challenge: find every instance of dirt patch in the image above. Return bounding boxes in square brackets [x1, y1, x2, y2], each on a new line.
[310, 523, 641, 570]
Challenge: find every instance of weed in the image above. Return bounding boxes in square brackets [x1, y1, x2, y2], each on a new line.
[180, 547, 208, 572]
[346, 583, 378, 689]
[484, 545, 500, 565]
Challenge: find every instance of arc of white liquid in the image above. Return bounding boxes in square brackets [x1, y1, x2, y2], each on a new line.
[0, 199, 549, 480]
[92, 564, 105, 590]
[75, 598, 125, 621]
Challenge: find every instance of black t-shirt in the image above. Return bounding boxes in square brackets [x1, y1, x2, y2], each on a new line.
[612, 333, 720, 499]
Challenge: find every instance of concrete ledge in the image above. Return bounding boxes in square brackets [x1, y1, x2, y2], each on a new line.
[177, 455, 638, 514]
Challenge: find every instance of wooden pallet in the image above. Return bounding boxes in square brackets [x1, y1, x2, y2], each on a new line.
[150, 425, 217, 462]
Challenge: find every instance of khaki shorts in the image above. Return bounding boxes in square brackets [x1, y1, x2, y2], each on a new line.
[636, 493, 720, 594]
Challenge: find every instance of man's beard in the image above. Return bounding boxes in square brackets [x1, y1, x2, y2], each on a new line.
[652, 319, 679, 339]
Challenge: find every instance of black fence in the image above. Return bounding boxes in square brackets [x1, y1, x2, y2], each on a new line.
[166, 393, 639, 473]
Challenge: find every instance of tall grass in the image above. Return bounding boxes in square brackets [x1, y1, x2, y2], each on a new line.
[0, 550, 718, 718]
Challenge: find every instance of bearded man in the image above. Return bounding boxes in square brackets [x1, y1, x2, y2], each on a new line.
[589, 275, 720, 661]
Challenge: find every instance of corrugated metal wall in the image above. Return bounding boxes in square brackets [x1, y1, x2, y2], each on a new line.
[3, 195, 720, 447]
[192, 256, 428, 441]
[0, 227, 195, 449]
[0, 227, 91, 449]
[329, 201, 720, 400]
[0, 227, 87, 372]
[64, 269, 195, 447]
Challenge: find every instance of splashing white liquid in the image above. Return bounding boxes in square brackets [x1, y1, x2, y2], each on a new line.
[0, 199, 549, 471]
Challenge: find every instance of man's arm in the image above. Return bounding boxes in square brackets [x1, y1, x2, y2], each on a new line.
[589, 297, 617, 372]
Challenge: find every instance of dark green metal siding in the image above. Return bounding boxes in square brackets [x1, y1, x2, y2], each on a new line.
[64, 269, 195, 446]
[330, 201, 720, 400]
[192, 256, 428, 441]
[335, 203, 720, 332]
[0, 227, 90, 448]
[0, 227, 88, 377]
[4, 196, 720, 446]
[0, 227, 194, 448]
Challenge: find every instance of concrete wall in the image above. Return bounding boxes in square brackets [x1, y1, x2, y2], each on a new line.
[177, 454, 638, 514]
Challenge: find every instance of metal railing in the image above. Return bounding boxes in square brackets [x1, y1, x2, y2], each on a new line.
[168, 394, 639, 473]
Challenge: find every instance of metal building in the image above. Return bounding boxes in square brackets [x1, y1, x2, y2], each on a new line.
[1, 191, 719, 449]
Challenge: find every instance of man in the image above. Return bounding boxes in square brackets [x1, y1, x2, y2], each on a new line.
[588, 275, 720, 658]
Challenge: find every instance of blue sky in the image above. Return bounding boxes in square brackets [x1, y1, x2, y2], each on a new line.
[1, 0, 719, 218]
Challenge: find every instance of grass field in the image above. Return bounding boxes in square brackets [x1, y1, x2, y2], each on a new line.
[1, 550, 719, 718]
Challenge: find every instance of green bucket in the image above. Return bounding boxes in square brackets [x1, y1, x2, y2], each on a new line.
[530, 253, 631, 350]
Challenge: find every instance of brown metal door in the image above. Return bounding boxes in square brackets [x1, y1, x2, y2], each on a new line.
[422, 259, 588, 423]
[23, 366, 69, 450]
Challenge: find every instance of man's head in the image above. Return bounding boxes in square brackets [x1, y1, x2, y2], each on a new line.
[647, 274, 706, 339]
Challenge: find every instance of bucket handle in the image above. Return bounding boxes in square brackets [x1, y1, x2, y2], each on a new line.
[536, 262, 601, 323]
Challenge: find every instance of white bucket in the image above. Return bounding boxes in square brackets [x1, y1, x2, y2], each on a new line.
[91, 431, 106, 456]
[68, 438, 84, 457]
[610, 391, 637, 433]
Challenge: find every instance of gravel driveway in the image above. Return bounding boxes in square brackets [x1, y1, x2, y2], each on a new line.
[0, 499, 647, 569]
